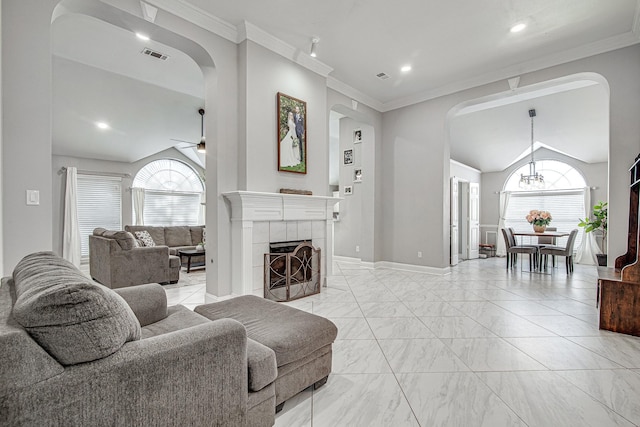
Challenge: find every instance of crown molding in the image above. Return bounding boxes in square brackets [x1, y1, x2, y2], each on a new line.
[381, 30, 640, 112]
[327, 76, 384, 112]
[146, 0, 238, 42]
[450, 159, 481, 174]
[238, 22, 333, 77]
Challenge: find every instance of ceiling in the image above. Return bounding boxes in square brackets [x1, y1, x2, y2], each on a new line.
[50, 1, 638, 170]
[52, 13, 205, 165]
[186, 0, 639, 108]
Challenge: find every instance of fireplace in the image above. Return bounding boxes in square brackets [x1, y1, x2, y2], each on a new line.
[264, 240, 321, 302]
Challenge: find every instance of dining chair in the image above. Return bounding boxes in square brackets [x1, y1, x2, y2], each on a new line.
[501, 228, 538, 270]
[540, 229, 579, 274]
[536, 226, 557, 267]
[508, 227, 540, 268]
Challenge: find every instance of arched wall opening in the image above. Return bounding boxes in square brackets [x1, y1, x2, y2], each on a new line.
[47, 0, 229, 293]
[329, 104, 376, 263]
[446, 72, 610, 264]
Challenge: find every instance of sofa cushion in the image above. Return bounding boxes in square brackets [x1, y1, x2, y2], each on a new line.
[103, 230, 138, 250]
[11, 252, 141, 366]
[247, 339, 277, 392]
[126, 226, 166, 246]
[165, 226, 193, 247]
[134, 230, 156, 247]
[190, 226, 204, 246]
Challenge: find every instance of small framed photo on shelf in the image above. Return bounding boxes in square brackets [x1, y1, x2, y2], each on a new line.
[354, 168, 362, 183]
[344, 186, 353, 195]
[343, 149, 354, 165]
[353, 129, 362, 144]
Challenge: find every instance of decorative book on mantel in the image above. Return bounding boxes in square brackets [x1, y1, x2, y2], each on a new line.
[280, 188, 313, 195]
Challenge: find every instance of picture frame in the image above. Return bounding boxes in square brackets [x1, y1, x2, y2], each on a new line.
[277, 92, 307, 174]
[344, 186, 353, 195]
[354, 168, 362, 183]
[353, 129, 362, 144]
[343, 149, 354, 165]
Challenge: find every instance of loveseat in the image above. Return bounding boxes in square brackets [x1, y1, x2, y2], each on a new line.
[0, 252, 277, 426]
[89, 229, 181, 288]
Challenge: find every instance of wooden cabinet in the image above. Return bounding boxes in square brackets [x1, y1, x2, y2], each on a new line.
[598, 154, 640, 336]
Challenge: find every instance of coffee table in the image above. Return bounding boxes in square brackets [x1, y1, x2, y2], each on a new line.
[178, 249, 205, 273]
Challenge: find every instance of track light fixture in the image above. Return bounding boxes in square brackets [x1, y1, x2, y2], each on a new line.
[310, 37, 319, 57]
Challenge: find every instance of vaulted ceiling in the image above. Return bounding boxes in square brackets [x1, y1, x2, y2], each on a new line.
[51, 0, 639, 170]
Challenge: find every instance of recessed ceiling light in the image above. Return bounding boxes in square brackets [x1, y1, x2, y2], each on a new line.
[136, 33, 150, 41]
[96, 122, 110, 130]
[510, 23, 526, 33]
[401, 65, 412, 73]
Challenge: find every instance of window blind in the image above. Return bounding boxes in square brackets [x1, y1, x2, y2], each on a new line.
[143, 190, 201, 226]
[77, 175, 122, 258]
[504, 189, 585, 251]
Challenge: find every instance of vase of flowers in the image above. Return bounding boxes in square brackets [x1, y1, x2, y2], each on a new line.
[526, 210, 552, 233]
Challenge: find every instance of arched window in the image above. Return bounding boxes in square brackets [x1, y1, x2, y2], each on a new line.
[504, 159, 586, 191]
[503, 160, 588, 253]
[132, 159, 204, 226]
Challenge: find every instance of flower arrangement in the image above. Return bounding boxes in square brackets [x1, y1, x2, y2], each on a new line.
[526, 210, 552, 226]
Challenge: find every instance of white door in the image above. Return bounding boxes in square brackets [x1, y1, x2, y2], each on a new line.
[468, 182, 480, 259]
[450, 177, 459, 265]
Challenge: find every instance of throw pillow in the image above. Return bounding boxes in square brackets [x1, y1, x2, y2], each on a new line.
[135, 230, 155, 247]
[12, 252, 141, 366]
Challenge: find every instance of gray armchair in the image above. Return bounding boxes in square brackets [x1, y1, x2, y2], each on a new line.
[1, 252, 276, 427]
[89, 229, 181, 288]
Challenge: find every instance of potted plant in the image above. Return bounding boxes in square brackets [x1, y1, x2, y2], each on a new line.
[578, 201, 608, 266]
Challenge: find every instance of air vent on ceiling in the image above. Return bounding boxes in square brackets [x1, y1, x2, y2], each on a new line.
[141, 47, 169, 61]
[376, 72, 390, 80]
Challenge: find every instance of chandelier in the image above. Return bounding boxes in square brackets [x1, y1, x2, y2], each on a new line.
[519, 108, 544, 189]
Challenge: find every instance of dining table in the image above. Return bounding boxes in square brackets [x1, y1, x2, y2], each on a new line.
[511, 230, 571, 272]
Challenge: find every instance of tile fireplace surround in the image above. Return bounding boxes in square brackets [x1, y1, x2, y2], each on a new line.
[222, 191, 340, 296]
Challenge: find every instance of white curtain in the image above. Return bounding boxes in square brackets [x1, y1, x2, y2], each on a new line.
[132, 187, 145, 225]
[198, 191, 206, 225]
[62, 167, 81, 267]
[496, 191, 511, 256]
[575, 187, 599, 265]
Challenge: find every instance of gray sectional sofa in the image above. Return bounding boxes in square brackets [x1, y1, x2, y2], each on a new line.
[89, 229, 181, 288]
[0, 252, 277, 426]
[125, 225, 205, 257]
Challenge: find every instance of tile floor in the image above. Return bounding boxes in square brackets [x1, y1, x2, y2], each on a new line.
[164, 258, 640, 427]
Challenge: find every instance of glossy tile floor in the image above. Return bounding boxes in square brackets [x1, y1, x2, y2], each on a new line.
[165, 258, 640, 427]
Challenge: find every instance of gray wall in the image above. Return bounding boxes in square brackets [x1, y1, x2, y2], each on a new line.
[240, 40, 328, 195]
[450, 160, 481, 183]
[381, 45, 640, 269]
[328, 89, 383, 263]
[52, 148, 204, 256]
[2, 0, 58, 273]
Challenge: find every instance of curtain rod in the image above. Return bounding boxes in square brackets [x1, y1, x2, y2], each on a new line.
[60, 166, 131, 179]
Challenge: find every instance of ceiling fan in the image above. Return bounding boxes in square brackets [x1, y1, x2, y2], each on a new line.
[171, 108, 206, 153]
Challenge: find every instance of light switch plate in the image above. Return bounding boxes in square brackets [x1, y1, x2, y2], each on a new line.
[26, 190, 40, 205]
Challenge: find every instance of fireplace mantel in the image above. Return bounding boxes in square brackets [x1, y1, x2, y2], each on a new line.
[222, 191, 340, 296]
[222, 191, 340, 222]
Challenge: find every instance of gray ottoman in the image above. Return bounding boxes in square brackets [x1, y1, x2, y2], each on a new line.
[195, 295, 338, 411]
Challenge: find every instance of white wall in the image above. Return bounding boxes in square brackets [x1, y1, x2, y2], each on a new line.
[381, 44, 640, 269]
[51, 148, 204, 256]
[0, 0, 3, 276]
[240, 40, 328, 195]
[450, 160, 481, 183]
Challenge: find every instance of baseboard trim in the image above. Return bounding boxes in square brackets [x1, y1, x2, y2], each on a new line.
[334, 256, 451, 275]
[333, 255, 362, 264]
[374, 261, 451, 276]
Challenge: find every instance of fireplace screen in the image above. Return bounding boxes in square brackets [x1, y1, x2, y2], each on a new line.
[264, 241, 321, 302]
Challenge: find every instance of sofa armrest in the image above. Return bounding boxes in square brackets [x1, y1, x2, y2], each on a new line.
[1, 319, 249, 426]
[113, 284, 168, 326]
